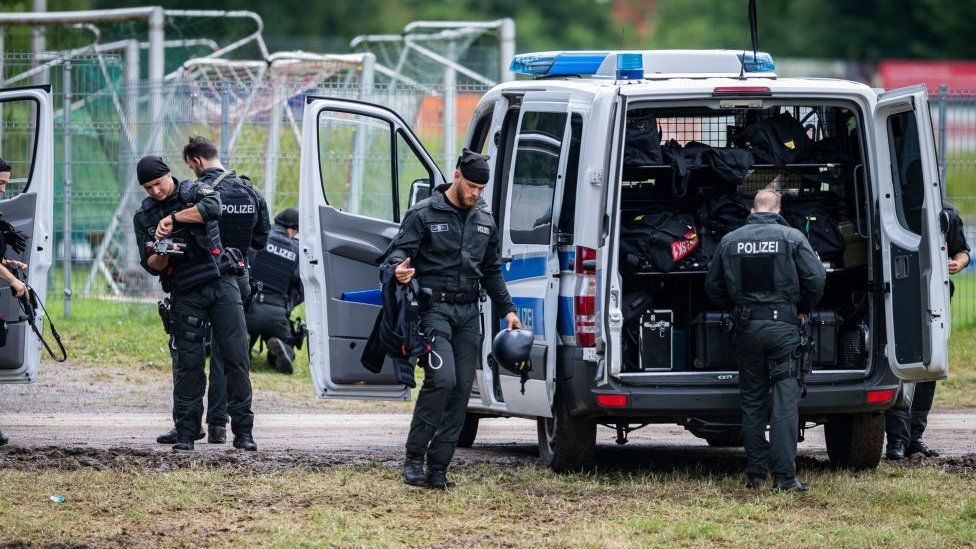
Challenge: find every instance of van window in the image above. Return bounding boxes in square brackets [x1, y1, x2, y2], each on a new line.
[0, 97, 40, 198]
[318, 110, 394, 221]
[467, 103, 495, 154]
[886, 111, 925, 235]
[557, 114, 583, 240]
[510, 111, 568, 245]
[396, 130, 433, 218]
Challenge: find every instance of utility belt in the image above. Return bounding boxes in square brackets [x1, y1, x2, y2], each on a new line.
[422, 287, 486, 304]
[732, 303, 800, 328]
[252, 290, 288, 308]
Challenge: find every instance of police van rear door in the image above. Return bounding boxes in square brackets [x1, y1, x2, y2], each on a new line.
[496, 92, 574, 418]
[299, 97, 445, 400]
[873, 85, 950, 382]
[0, 86, 55, 384]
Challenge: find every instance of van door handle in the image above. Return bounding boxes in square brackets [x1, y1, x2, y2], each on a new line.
[501, 256, 513, 264]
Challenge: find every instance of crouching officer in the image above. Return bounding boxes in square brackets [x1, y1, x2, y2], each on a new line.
[384, 149, 520, 490]
[705, 189, 825, 491]
[179, 136, 270, 443]
[132, 155, 257, 452]
[246, 208, 304, 374]
[885, 202, 970, 460]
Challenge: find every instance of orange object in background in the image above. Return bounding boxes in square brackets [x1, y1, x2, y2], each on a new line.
[414, 93, 483, 140]
[879, 60, 976, 92]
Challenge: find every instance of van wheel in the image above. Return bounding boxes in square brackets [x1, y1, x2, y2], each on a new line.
[704, 428, 743, 448]
[456, 414, 480, 448]
[537, 392, 596, 473]
[824, 412, 884, 470]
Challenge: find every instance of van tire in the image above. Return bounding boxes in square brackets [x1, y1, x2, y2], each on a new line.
[824, 412, 884, 470]
[456, 414, 480, 448]
[537, 392, 597, 473]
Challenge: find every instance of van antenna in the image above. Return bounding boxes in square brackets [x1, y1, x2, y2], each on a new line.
[739, 0, 759, 80]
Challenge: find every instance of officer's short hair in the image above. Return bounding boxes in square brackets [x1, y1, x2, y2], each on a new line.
[183, 136, 219, 162]
[753, 189, 781, 213]
[0, 156, 11, 173]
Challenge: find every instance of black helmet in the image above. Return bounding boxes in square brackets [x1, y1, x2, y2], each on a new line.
[492, 328, 534, 374]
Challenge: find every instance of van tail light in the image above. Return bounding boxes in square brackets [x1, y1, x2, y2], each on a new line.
[866, 389, 896, 404]
[574, 246, 597, 347]
[712, 86, 772, 96]
[596, 393, 628, 408]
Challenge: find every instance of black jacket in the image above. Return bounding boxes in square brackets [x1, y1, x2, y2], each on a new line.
[706, 211, 826, 310]
[195, 167, 271, 252]
[383, 183, 515, 316]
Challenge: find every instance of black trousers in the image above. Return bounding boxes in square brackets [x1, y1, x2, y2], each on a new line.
[245, 300, 294, 351]
[168, 337, 227, 428]
[170, 274, 253, 440]
[735, 320, 802, 482]
[884, 380, 936, 446]
[405, 302, 481, 469]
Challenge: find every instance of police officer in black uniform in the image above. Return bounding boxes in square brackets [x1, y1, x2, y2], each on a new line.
[885, 203, 970, 460]
[178, 136, 270, 443]
[384, 149, 520, 490]
[0, 156, 28, 448]
[133, 155, 257, 451]
[706, 189, 826, 491]
[246, 208, 303, 374]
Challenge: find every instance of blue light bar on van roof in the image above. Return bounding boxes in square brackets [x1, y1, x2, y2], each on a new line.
[738, 51, 776, 73]
[510, 51, 609, 76]
[510, 50, 777, 78]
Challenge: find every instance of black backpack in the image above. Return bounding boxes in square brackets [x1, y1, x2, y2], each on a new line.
[620, 212, 707, 272]
[624, 113, 663, 167]
[781, 200, 845, 261]
[733, 112, 816, 166]
[697, 194, 753, 238]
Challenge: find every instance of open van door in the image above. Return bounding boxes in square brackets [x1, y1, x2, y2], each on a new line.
[495, 92, 574, 418]
[873, 85, 950, 382]
[0, 86, 54, 384]
[299, 97, 445, 399]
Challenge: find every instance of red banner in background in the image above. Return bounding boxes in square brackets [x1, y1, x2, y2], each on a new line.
[879, 60, 976, 92]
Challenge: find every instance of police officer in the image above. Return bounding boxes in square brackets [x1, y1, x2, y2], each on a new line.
[246, 208, 303, 374]
[181, 136, 270, 443]
[885, 203, 970, 460]
[133, 155, 257, 451]
[706, 189, 825, 491]
[385, 149, 520, 490]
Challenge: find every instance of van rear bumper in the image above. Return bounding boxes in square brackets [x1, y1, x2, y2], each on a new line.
[558, 347, 900, 420]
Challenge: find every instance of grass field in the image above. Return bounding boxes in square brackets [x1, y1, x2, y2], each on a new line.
[0, 462, 974, 546]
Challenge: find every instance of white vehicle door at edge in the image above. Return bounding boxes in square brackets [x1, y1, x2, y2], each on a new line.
[298, 97, 445, 399]
[873, 85, 950, 382]
[496, 92, 572, 418]
[0, 86, 55, 384]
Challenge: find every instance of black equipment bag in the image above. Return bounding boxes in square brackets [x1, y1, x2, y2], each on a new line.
[624, 113, 663, 168]
[781, 199, 845, 261]
[620, 212, 705, 273]
[733, 112, 816, 166]
[660, 141, 753, 197]
[808, 310, 839, 367]
[701, 147, 754, 187]
[696, 194, 753, 238]
[692, 312, 735, 370]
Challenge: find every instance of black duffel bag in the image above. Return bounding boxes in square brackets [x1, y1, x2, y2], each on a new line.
[620, 212, 707, 272]
[697, 194, 753, 238]
[624, 113, 663, 167]
[733, 112, 817, 166]
[781, 200, 845, 261]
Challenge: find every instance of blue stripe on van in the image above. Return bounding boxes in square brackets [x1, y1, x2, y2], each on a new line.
[341, 288, 382, 305]
[504, 296, 545, 337]
[558, 295, 575, 337]
[558, 250, 575, 272]
[503, 254, 548, 282]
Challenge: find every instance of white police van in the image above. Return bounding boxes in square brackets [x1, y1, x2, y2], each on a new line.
[0, 85, 56, 385]
[299, 50, 950, 471]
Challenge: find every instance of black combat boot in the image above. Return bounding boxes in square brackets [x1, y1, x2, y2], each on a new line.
[426, 467, 455, 490]
[907, 439, 940, 458]
[403, 453, 427, 487]
[0, 429, 8, 446]
[885, 440, 907, 460]
[772, 479, 810, 492]
[267, 338, 295, 375]
[208, 425, 227, 444]
[745, 476, 766, 489]
[233, 433, 258, 451]
[173, 438, 195, 451]
[157, 428, 204, 444]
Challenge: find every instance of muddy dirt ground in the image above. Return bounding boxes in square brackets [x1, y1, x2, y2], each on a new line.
[2, 363, 975, 476]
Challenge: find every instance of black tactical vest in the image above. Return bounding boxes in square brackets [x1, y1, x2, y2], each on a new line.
[250, 227, 298, 296]
[211, 171, 259, 252]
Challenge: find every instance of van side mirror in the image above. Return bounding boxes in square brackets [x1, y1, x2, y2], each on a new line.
[408, 178, 431, 208]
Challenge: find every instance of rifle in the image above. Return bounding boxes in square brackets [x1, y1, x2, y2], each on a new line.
[794, 317, 816, 398]
[15, 275, 67, 362]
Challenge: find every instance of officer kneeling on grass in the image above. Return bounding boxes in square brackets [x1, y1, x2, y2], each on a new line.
[382, 149, 520, 490]
[132, 156, 257, 452]
[246, 208, 304, 374]
[706, 189, 826, 492]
